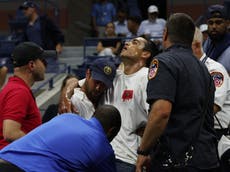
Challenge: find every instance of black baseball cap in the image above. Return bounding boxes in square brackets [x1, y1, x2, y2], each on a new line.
[19, 1, 38, 10]
[12, 42, 57, 67]
[206, 4, 228, 20]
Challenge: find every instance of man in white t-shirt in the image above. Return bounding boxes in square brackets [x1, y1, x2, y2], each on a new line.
[59, 37, 159, 172]
[101, 37, 159, 171]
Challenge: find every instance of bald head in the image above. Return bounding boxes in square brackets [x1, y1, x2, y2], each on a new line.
[93, 105, 121, 142]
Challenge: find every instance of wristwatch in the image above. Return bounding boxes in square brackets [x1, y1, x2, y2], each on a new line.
[137, 147, 150, 156]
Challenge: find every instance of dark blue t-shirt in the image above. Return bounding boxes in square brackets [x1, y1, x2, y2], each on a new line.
[0, 114, 116, 172]
[26, 17, 43, 48]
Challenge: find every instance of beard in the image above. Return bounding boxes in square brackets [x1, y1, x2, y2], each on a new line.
[33, 71, 44, 81]
[208, 29, 226, 42]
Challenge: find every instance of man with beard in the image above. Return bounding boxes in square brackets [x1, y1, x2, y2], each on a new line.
[70, 58, 116, 119]
[204, 4, 230, 74]
[0, 42, 55, 149]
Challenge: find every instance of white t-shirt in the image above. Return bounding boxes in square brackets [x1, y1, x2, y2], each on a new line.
[71, 79, 95, 119]
[114, 20, 130, 36]
[102, 68, 149, 164]
[201, 54, 230, 128]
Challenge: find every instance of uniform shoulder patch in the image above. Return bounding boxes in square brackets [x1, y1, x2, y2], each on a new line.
[148, 59, 159, 80]
[210, 71, 224, 87]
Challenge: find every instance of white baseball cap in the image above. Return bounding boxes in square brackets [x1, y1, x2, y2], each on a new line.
[148, 5, 158, 13]
[199, 24, 208, 33]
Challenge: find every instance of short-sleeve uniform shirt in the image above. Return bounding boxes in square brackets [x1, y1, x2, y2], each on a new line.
[147, 44, 219, 168]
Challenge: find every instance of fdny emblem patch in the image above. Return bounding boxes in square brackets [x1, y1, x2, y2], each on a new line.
[148, 59, 158, 80]
[211, 72, 224, 87]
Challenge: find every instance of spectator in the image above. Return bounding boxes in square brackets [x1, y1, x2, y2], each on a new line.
[0, 42, 55, 149]
[138, 5, 166, 39]
[59, 37, 160, 172]
[42, 74, 78, 123]
[199, 24, 208, 43]
[192, 27, 230, 172]
[114, 9, 130, 37]
[203, 4, 230, 74]
[0, 105, 121, 172]
[70, 58, 116, 119]
[91, 0, 116, 37]
[136, 13, 219, 172]
[126, 16, 142, 38]
[0, 66, 7, 89]
[97, 22, 121, 57]
[19, 1, 65, 54]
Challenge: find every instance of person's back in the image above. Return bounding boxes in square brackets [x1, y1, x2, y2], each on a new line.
[0, 107, 120, 172]
[136, 13, 219, 171]
[155, 45, 217, 167]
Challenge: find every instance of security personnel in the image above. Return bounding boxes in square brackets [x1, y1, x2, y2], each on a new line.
[136, 13, 219, 172]
[192, 27, 230, 140]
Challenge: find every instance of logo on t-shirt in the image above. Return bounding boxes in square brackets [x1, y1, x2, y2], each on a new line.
[122, 90, 133, 101]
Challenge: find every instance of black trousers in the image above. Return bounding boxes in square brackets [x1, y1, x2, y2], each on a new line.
[0, 161, 24, 172]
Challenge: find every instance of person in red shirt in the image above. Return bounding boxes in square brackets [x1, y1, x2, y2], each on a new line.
[0, 42, 55, 149]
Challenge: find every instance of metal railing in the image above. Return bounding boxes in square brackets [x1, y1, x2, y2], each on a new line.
[32, 63, 71, 95]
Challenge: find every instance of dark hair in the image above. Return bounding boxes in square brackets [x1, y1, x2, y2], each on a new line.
[127, 16, 142, 25]
[166, 13, 195, 46]
[142, 37, 160, 67]
[93, 105, 121, 142]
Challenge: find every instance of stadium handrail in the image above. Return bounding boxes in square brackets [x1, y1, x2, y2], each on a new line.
[32, 63, 71, 95]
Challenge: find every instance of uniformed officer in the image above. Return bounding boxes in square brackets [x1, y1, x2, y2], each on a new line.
[136, 13, 219, 172]
[192, 27, 230, 140]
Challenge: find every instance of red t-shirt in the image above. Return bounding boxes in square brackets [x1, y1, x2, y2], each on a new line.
[0, 76, 41, 149]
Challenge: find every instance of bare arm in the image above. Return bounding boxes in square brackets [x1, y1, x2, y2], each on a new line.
[213, 104, 221, 114]
[96, 41, 104, 53]
[58, 78, 79, 114]
[136, 99, 172, 172]
[3, 119, 25, 142]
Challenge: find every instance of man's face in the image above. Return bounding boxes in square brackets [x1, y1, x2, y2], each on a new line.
[85, 75, 107, 102]
[117, 11, 126, 23]
[22, 7, 35, 19]
[148, 12, 158, 21]
[207, 17, 227, 40]
[32, 58, 46, 81]
[120, 37, 146, 61]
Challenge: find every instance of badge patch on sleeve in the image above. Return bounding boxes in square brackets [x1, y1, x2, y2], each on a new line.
[148, 59, 158, 80]
[211, 72, 224, 87]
